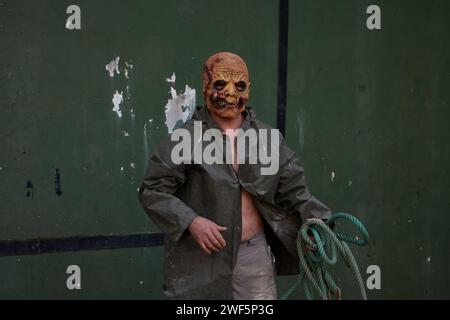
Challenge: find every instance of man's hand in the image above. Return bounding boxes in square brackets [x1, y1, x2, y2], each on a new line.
[188, 217, 227, 254]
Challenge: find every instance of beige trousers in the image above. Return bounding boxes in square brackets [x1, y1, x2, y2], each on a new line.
[232, 233, 277, 300]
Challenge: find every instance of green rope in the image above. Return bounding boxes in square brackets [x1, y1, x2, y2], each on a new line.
[280, 212, 369, 300]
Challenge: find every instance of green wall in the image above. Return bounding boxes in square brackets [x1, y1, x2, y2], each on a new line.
[283, 0, 450, 299]
[0, 0, 449, 299]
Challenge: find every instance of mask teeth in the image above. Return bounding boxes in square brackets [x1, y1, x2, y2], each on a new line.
[218, 100, 225, 106]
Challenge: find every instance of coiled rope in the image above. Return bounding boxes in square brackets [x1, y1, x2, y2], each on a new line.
[280, 212, 370, 300]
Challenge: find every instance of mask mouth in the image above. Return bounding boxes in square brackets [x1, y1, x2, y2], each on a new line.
[216, 98, 238, 109]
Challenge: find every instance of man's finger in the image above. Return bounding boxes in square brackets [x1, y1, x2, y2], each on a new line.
[208, 233, 224, 250]
[204, 238, 220, 252]
[216, 225, 228, 232]
[200, 242, 212, 255]
[212, 229, 226, 248]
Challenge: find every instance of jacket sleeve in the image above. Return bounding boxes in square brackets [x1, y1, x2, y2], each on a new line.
[275, 135, 332, 223]
[138, 135, 198, 242]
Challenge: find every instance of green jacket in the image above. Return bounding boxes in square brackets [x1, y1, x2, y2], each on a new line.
[138, 106, 331, 299]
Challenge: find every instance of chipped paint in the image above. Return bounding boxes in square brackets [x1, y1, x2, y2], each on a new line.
[55, 168, 63, 196]
[112, 90, 124, 118]
[164, 85, 196, 134]
[166, 72, 176, 84]
[106, 57, 120, 77]
[26, 180, 34, 198]
[331, 171, 336, 182]
[130, 162, 136, 169]
[123, 130, 130, 137]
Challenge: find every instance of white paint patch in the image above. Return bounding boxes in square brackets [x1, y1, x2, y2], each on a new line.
[106, 57, 120, 77]
[120, 167, 124, 172]
[427, 256, 431, 263]
[130, 107, 136, 118]
[348, 180, 353, 186]
[166, 72, 176, 84]
[0, 167, 2, 171]
[331, 170, 336, 182]
[123, 130, 130, 137]
[124, 69, 129, 79]
[112, 90, 124, 118]
[125, 61, 133, 69]
[408, 219, 412, 223]
[296, 111, 305, 152]
[164, 85, 196, 134]
[130, 162, 136, 169]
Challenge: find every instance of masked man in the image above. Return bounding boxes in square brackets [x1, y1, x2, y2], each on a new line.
[138, 52, 331, 299]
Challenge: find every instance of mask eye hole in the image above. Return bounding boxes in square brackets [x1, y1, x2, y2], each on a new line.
[236, 81, 247, 92]
[213, 80, 226, 91]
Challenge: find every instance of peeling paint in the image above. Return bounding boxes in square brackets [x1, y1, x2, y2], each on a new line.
[106, 57, 120, 77]
[125, 61, 133, 69]
[166, 72, 176, 84]
[164, 85, 196, 134]
[112, 90, 124, 118]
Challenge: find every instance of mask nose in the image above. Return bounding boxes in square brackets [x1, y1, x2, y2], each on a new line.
[224, 82, 237, 99]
